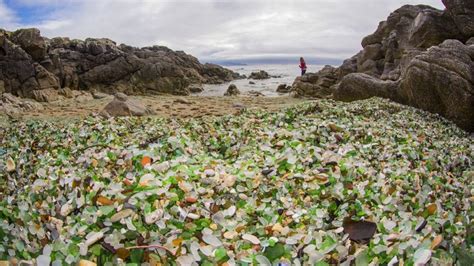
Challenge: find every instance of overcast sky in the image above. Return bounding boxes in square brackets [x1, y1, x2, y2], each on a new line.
[0, 0, 445, 63]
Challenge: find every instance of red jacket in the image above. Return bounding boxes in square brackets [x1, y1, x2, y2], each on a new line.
[299, 62, 307, 70]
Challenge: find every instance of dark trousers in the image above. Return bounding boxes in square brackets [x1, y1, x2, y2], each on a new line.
[301, 69, 306, 76]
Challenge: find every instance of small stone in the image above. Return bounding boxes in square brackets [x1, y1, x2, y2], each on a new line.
[431, 235, 443, 250]
[114, 92, 128, 101]
[328, 123, 343, 132]
[187, 213, 200, 219]
[145, 209, 163, 224]
[110, 208, 134, 223]
[185, 197, 197, 203]
[78, 260, 97, 266]
[224, 84, 240, 96]
[60, 202, 74, 217]
[202, 233, 222, 247]
[204, 169, 215, 177]
[427, 203, 437, 215]
[36, 255, 51, 266]
[6, 157, 15, 172]
[272, 223, 283, 233]
[242, 234, 260, 245]
[222, 175, 236, 187]
[223, 231, 238, 239]
[85, 231, 104, 246]
[174, 97, 191, 104]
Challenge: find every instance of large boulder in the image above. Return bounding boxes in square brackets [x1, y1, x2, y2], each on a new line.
[400, 40, 474, 131]
[334, 73, 401, 102]
[100, 93, 155, 117]
[31, 88, 61, 102]
[10, 28, 47, 61]
[443, 0, 474, 37]
[276, 84, 291, 93]
[291, 65, 338, 98]
[187, 84, 204, 93]
[249, 70, 271, 80]
[201, 63, 239, 84]
[224, 84, 240, 96]
[0, 93, 44, 115]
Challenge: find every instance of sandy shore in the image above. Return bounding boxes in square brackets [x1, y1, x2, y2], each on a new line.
[2, 95, 307, 122]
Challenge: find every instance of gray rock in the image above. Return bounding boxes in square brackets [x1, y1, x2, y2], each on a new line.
[188, 84, 204, 93]
[224, 84, 240, 96]
[58, 88, 73, 98]
[0, 28, 239, 100]
[291, 65, 338, 98]
[31, 88, 61, 102]
[247, 90, 265, 97]
[400, 39, 474, 131]
[466, 37, 474, 45]
[334, 73, 401, 102]
[443, 0, 474, 37]
[276, 84, 291, 93]
[92, 91, 109, 99]
[100, 93, 155, 117]
[232, 102, 246, 109]
[114, 92, 128, 101]
[10, 28, 47, 61]
[248, 70, 270, 80]
[73, 91, 94, 102]
[0, 93, 43, 115]
[174, 97, 192, 104]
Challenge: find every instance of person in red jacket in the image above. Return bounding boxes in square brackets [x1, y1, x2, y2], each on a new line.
[299, 57, 307, 76]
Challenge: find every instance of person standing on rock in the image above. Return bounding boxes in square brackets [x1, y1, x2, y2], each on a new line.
[299, 57, 307, 76]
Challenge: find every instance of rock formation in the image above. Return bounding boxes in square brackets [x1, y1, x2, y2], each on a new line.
[292, 65, 337, 98]
[292, 1, 474, 131]
[0, 28, 240, 103]
[276, 84, 292, 93]
[249, 70, 271, 80]
[187, 84, 204, 93]
[247, 90, 265, 97]
[224, 84, 240, 96]
[100, 93, 155, 117]
[0, 93, 43, 116]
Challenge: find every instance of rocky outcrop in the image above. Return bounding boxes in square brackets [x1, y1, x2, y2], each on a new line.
[292, 65, 338, 98]
[224, 84, 240, 96]
[399, 40, 474, 131]
[247, 90, 265, 97]
[293, 0, 474, 131]
[0, 28, 240, 102]
[0, 93, 44, 115]
[276, 84, 291, 93]
[249, 70, 271, 80]
[188, 84, 204, 93]
[443, 0, 474, 37]
[334, 73, 401, 102]
[100, 93, 155, 117]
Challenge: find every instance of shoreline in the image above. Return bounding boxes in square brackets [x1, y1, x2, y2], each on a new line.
[1, 94, 307, 121]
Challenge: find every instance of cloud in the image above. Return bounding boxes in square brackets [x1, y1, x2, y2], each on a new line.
[0, 0, 19, 28]
[2, 0, 446, 63]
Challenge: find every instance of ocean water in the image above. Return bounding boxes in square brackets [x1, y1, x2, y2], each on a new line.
[198, 64, 325, 97]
